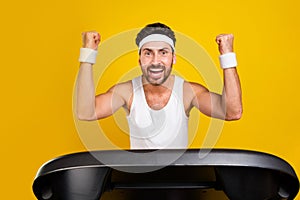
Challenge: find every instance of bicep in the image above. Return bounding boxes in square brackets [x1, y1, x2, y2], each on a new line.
[94, 86, 126, 119]
[191, 85, 225, 119]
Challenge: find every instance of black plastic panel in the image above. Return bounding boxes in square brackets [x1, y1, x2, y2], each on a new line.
[32, 149, 299, 200]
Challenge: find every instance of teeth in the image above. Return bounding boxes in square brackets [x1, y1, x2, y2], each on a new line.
[150, 68, 163, 72]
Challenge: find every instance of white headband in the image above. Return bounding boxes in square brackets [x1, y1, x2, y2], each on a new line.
[138, 34, 175, 52]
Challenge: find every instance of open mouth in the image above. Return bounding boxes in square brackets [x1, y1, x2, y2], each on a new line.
[145, 64, 166, 81]
[149, 68, 164, 73]
[148, 68, 164, 79]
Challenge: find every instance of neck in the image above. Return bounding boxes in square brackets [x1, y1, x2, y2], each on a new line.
[142, 75, 174, 92]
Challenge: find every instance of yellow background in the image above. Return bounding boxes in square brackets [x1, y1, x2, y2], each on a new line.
[1, 0, 299, 199]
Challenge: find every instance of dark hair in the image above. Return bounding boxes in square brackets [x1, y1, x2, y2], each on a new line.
[135, 22, 176, 47]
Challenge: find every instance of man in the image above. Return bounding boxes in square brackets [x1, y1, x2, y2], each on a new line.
[76, 23, 242, 149]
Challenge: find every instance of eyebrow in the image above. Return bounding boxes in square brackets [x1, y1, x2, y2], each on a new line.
[142, 47, 171, 52]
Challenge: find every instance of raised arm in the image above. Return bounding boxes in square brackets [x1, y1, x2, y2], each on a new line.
[191, 34, 242, 121]
[76, 32, 128, 121]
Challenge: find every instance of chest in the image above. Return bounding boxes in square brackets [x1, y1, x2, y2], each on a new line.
[144, 89, 172, 110]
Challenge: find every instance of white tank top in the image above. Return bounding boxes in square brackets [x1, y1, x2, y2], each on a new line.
[127, 75, 189, 149]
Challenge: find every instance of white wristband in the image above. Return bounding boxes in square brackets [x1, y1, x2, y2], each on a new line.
[219, 52, 237, 69]
[79, 48, 98, 64]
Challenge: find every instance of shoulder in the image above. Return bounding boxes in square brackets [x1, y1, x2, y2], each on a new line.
[183, 81, 210, 103]
[115, 80, 133, 89]
[107, 80, 133, 111]
[174, 75, 207, 92]
[183, 81, 208, 95]
[181, 81, 208, 110]
[109, 80, 133, 96]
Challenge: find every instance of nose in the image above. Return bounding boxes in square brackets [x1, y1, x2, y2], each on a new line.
[151, 52, 161, 65]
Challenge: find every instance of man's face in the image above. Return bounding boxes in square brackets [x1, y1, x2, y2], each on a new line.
[139, 41, 175, 85]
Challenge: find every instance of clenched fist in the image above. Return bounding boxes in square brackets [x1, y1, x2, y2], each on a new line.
[216, 34, 234, 55]
[82, 31, 101, 50]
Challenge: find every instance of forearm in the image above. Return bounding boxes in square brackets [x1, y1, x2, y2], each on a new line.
[222, 67, 242, 120]
[215, 34, 242, 120]
[76, 31, 101, 120]
[76, 62, 97, 120]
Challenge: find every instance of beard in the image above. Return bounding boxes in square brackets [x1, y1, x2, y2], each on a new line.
[142, 63, 173, 86]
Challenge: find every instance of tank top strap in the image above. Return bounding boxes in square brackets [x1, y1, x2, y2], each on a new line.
[132, 76, 142, 91]
[173, 75, 184, 102]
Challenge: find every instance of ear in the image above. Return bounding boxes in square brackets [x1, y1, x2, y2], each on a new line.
[138, 58, 141, 66]
[173, 55, 176, 64]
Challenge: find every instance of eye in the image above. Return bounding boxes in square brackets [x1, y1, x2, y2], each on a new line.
[160, 50, 169, 56]
[143, 50, 152, 56]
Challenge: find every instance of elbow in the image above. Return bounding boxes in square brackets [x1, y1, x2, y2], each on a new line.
[225, 109, 243, 121]
[76, 111, 97, 121]
[77, 116, 94, 121]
